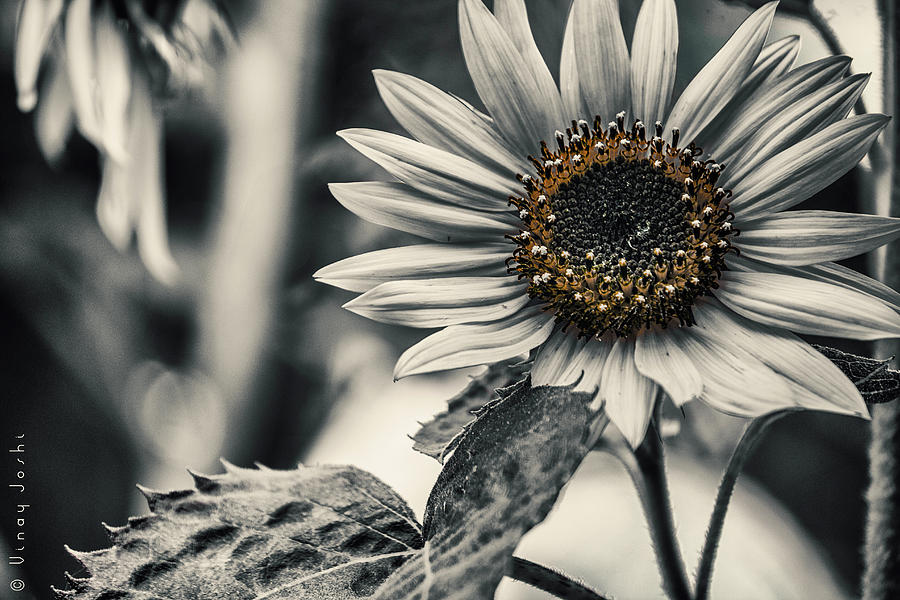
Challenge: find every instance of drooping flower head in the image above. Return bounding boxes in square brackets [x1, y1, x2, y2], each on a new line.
[15, 0, 234, 283]
[316, 0, 900, 446]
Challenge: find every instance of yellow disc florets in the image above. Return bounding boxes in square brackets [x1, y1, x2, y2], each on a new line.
[508, 112, 738, 338]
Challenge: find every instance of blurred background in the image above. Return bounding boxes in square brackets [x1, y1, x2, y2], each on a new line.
[0, 0, 890, 597]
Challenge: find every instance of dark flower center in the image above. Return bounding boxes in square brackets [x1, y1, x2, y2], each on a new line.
[508, 113, 738, 338]
[549, 158, 691, 269]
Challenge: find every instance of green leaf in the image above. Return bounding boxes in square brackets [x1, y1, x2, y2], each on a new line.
[814, 344, 900, 404]
[411, 360, 529, 462]
[374, 379, 604, 600]
[54, 463, 423, 599]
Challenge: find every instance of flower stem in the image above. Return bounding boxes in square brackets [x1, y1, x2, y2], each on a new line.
[863, 402, 900, 599]
[630, 420, 693, 600]
[693, 410, 793, 600]
[863, 2, 899, 598]
[508, 556, 611, 600]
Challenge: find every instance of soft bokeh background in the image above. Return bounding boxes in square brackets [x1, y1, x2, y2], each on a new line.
[0, 0, 889, 598]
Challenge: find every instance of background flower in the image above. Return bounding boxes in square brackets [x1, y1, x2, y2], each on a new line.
[14, 0, 234, 282]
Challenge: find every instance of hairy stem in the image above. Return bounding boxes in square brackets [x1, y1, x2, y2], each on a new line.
[863, 2, 898, 597]
[694, 410, 793, 600]
[508, 557, 611, 600]
[630, 421, 693, 600]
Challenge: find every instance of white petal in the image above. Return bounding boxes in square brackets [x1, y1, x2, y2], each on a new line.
[559, 5, 590, 120]
[572, 0, 631, 121]
[630, 0, 677, 125]
[34, 52, 74, 164]
[715, 271, 900, 340]
[727, 253, 900, 311]
[675, 313, 796, 417]
[746, 35, 801, 85]
[394, 306, 555, 379]
[329, 182, 517, 242]
[690, 301, 868, 418]
[493, 0, 557, 101]
[65, 0, 101, 143]
[729, 114, 890, 219]
[575, 337, 616, 394]
[600, 338, 658, 448]
[723, 73, 868, 186]
[634, 329, 702, 406]
[94, 0, 133, 163]
[706, 55, 851, 165]
[458, 0, 567, 155]
[314, 243, 511, 293]
[372, 70, 528, 175]
[695, 35, 803, 154]
[343, 276, 529, 328]
[15, 0, 64, 112]
[736, 210, 900, 266]
[531, 328, 581, 386]
[664, 1, 777, 144]
[532, 331, 614, 394]
[338, 128, 518, 211]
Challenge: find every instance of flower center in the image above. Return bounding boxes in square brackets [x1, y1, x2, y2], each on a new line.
[508, 113, 738, 338]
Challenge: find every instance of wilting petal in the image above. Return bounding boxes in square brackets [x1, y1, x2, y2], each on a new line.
[338, 128, 519, 211]
[559, 5, 590, 120]
[634, 329, 702, 406]
[178, 0, 237, 55]
[736, 210, 900, 266]
[34, 51, 74, 164]
[94, 0, 133, 162]
[715, 271, 900, 340]
[705, 55, 849, 163]
[691, 301, 868, 418]
[329, 182, 518, 242]
[726, 253, 900, 311]
[730, 114, 890, 219]
[343, 276, 529, 328]
[394, 306, 555, 378]
[373, 70, 528, 175]
[665, 1, 777, 144]
[571, 0, 630, 122]
[458, 0, 567, 155]
[96, 156, 133, 250]
[724, 73, 868, 186]
[600, 338, 658, 448]
[630, 0, 677, 125]
[314, 243, 512, 292]
[65, 0, 100, 143]
[696, 35, 801, 152]
[15, 0, 64, 112]
[130, 73, 179, 284]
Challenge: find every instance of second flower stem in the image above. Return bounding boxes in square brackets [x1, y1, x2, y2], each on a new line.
[693, 410, 793, 600]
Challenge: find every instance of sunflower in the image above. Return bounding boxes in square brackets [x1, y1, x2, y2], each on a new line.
[15, 0, 233, 283]
[315, 0, 900, 447]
